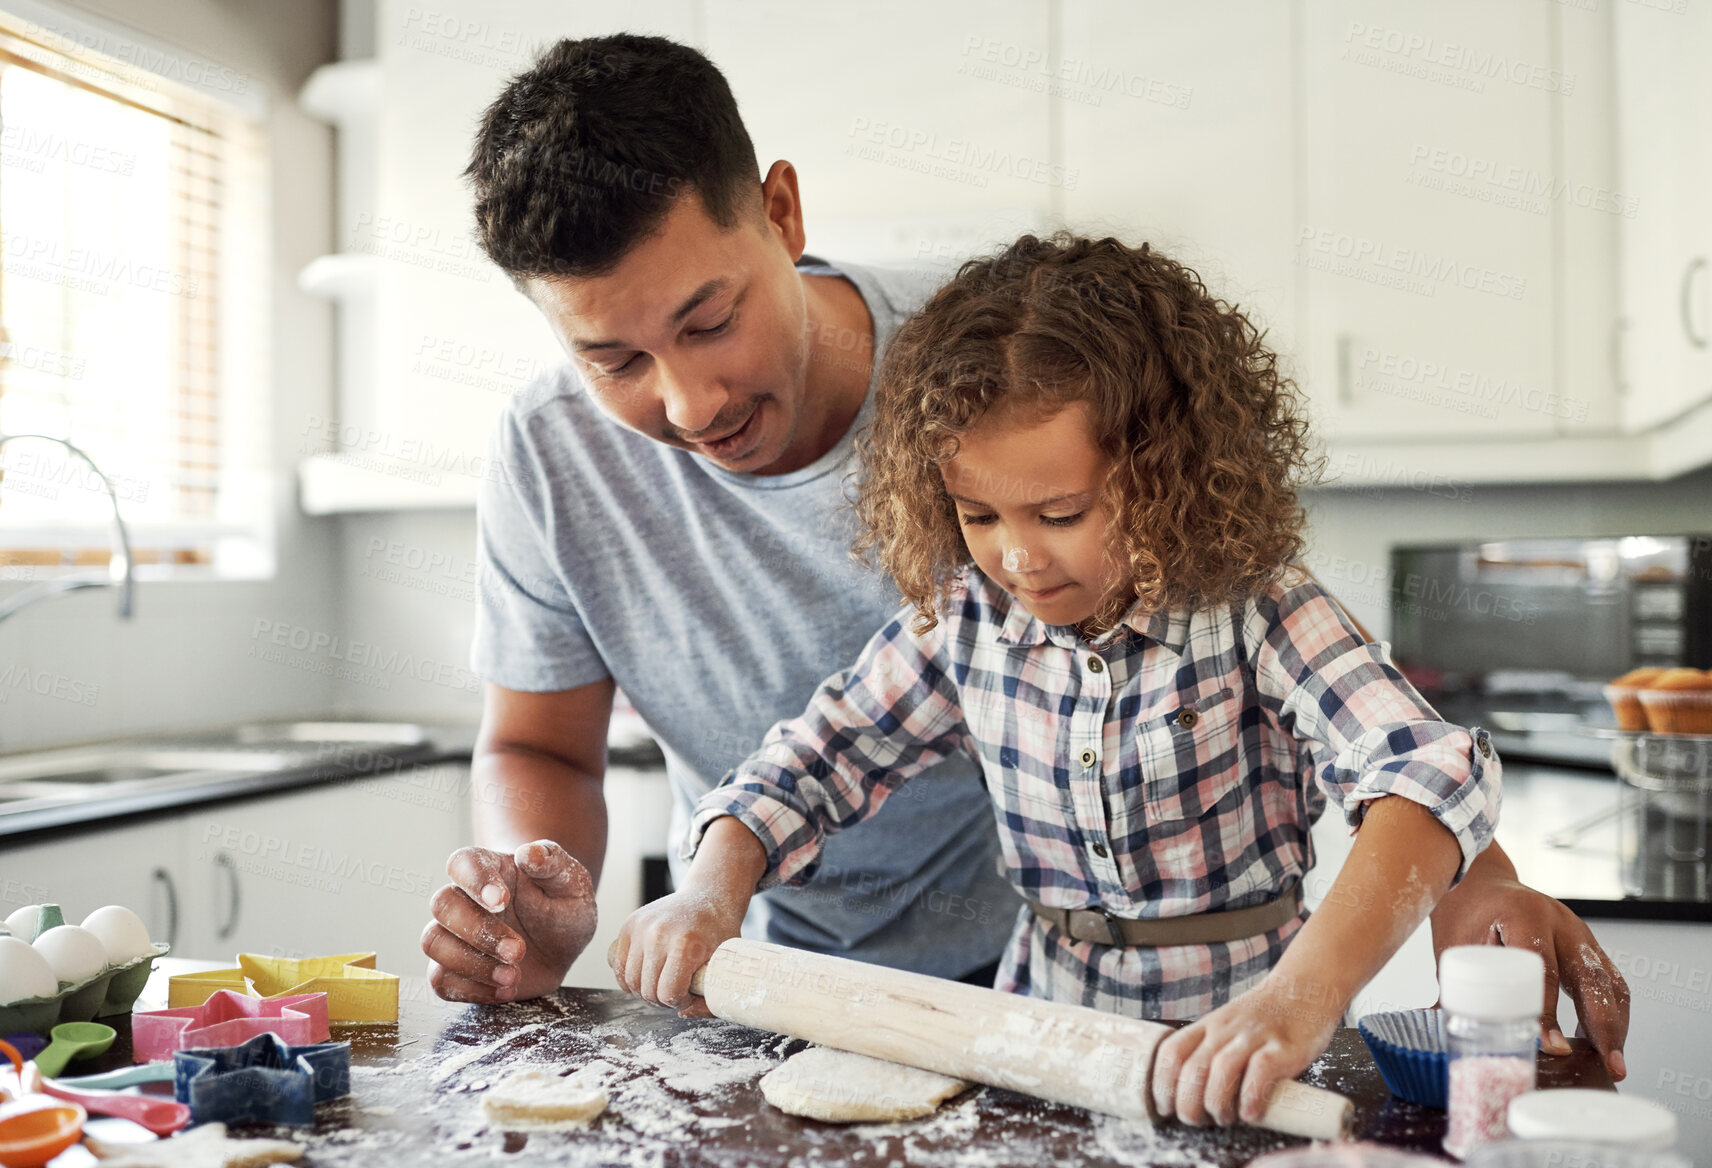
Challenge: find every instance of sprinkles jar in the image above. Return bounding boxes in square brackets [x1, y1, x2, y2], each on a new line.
[1438, 946, 1544, 1160]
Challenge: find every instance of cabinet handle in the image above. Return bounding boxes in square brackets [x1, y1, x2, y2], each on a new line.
[1682, 257, 1708, 350]
[151, 867, 178, 950]
[214, 851, 241, 941]
[1611, 317, 1630, 398]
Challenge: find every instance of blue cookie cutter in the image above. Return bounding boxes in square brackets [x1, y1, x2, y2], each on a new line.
[173, 1031, 351, 1126]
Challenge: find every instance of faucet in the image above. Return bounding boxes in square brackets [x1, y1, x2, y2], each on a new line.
[0, 433, 135, 626]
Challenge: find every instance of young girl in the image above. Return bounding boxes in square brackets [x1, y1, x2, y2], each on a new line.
[610, 234, 1499, 1128]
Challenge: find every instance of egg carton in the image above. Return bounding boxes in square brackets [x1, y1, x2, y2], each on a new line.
[0, 904, 170, 1036]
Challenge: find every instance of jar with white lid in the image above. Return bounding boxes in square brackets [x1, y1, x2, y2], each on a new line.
[1506, 1088, 1677, 1151]
[1440, 945, 1544, 1160]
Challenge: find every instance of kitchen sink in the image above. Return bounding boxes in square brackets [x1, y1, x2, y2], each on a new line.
[0, 721, 443, 830]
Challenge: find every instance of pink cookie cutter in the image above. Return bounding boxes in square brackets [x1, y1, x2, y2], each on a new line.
[130, 990, 330, 1063]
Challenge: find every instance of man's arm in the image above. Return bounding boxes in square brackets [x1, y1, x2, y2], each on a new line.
[422, 679, 613, 1002]
[1430, 836, 1632, 1081]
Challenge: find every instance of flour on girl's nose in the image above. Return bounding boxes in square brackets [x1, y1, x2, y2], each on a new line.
[1003, 546, 1031, 572]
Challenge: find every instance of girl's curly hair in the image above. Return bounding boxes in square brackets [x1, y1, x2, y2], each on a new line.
[853, 232, 1324, 634]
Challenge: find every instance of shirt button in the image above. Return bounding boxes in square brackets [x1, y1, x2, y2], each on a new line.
[1087, 656, 1104, 674]
[1079, 748, 1097, 768]
[1477, 736, 1492, 759]
[1176, 709, 1199, 729]
[1092, 842, 1109, 858]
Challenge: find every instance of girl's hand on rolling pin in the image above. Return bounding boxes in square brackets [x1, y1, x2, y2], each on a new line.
[1151, 974, 1342, 1128]
[610, 815, 769, 1017]
[609, 883, 748, 1017]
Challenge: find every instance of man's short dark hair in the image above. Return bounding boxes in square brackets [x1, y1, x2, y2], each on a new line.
[466, 33, 760, 282]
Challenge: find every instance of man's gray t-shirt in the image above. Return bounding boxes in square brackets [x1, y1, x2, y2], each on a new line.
[470, 256, 1020, 977]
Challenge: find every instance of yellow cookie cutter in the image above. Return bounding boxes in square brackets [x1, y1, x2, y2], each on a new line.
[167, 953, 398, 1024]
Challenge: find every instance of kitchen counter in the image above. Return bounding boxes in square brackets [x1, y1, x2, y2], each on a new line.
[0, 720, 481, 843]
[68, 975, 1613, 1166]
[1498, 760, 1712, 922]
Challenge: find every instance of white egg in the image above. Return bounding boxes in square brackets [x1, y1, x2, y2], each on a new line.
[32, 924, 108, 983]
[4, 905, 42, 941]
[80, 905, 155, 965]
[0, 936, 59, 1004]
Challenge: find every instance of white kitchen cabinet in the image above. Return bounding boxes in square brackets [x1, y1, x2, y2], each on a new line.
[1, 817, 188, 951]
[176, 764, 472, 974]
[1612, 0, 1712, 434]
[1300, 1, 1561, 443]
[1058, 1, 1299, 356]
[703, 0, 1053, 262]
[1561, 918, 1712, 1158]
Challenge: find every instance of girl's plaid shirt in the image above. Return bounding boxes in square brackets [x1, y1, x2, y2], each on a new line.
[689, 566, 1500, 1018]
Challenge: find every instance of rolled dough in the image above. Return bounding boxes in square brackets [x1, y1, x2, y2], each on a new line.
[759, 1046, 968, 1123]
[86, 1122, 305, 1167]
[482, 1067, 608, 1127]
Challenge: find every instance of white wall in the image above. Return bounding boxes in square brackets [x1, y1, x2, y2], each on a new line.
[0, 0, 342, 753]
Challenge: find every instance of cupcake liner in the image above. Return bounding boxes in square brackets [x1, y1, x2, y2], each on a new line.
[1636, 690, 1712, 736]
[1357, 1008, 1448, 1109]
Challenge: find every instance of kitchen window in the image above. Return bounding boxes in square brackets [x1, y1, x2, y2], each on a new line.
[0, 9, 270, 579]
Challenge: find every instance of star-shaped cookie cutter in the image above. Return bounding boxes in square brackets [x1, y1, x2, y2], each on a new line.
[173, 1031, 350, 1127]
[167, 953, 398, 1025]
[132, 989, 330, 1063]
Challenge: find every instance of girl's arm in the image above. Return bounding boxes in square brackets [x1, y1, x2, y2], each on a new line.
[685, 606, 973, 893]
[610, 604, 973, 1011]
[1155, 572, 1499, 1127]
[1153, 797, 1462, 1129]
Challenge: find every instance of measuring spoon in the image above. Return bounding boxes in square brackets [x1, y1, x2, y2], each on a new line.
[32, 1022, 116, 1079]
[37, 1081, 188, 1136]
[50, 1064, 174, 1091]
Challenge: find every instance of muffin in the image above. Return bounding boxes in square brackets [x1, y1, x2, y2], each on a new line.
[1638, 668, 1712, 734]
[1606, 666, 1667, 731]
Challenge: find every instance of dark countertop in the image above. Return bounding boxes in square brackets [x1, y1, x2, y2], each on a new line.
[1497, 760, 1712, 922]
[80, 985, 1613, 1166]
[9, 717, 1704, 920]
[0, 721, 482, 844]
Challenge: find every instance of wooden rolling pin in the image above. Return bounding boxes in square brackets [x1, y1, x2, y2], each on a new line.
[690, 938, 1353, 1140]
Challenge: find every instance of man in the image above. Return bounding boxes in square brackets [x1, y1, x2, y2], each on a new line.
[421, 33, 1631, 1085]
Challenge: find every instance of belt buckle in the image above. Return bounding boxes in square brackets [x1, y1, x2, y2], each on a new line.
[1075, 905, 1127, 947]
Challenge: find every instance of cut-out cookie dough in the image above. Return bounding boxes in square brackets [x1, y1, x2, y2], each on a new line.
[86, 1123, 304, 1167]
[482, 1066, 608, 1127]
[759, 1046, 968, 1123]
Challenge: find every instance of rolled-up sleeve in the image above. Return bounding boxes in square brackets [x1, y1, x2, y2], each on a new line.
[685, 611, 973, 889]
[1246, 574, 1500, 885]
